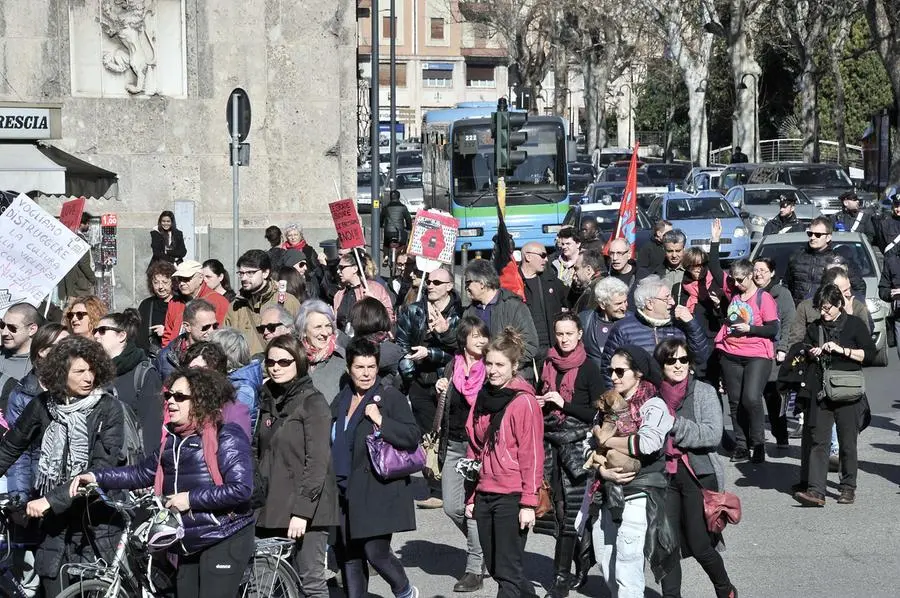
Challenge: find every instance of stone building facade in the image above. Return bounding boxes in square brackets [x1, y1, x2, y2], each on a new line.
[0, 0, 357, 307]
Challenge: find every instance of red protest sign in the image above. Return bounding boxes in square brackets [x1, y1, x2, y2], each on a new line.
[408, 210, 459, 264]
[329, 199, 365, 249]
[59, 197, 86, 231]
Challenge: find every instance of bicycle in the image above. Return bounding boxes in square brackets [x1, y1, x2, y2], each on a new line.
[238, 537, 302, 598]
[0, 493, 37, 598]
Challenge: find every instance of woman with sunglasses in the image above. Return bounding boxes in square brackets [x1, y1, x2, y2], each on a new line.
[654, 339, 736, 598]
[70, 368, 255, 598]
[63, 295, 107, 339]
[433, 316, 490, 593]
[255, 335, 339, 598]
[0, 336, 124, 595]
[713, 258, 780, 464]
[535, 312, 602, 597]
[792, 284, 875, 507]
[296, 300, 347, 404]
[331, 337, 421, 598]
[93, 309, 164, 452]
[588, 345, 674, 598]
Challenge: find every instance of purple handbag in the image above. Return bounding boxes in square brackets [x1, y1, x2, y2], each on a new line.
[366, 432, 426, 480]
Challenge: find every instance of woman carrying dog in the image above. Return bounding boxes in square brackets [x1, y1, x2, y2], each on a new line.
[587, 345, 674, 598]
[535, 313, 603, 597]
[654, 339, 736, 598]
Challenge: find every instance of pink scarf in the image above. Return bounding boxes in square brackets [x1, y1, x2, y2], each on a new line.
[452, 354, 485, 406]
[660, 378, 689, 474]
[540, 343, 587, 403]
[304, 334, 337, 367]
[153, 419, 223, 496]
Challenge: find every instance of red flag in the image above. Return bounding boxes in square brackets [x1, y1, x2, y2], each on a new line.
[603, 143, 641, 258]
[494, 204, 525, 300]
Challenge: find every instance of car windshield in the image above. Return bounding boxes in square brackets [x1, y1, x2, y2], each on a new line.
[666, 197, 736, 220]
[590, 185, 625, 203]
[605, 168, 650, 184]
[636, 191, 665, 211]
[569, 176, 593, 193]
[396, 172, 422, 189]
[787, 166, 852, 189]
[756, 241, 876, 281]
[744, 189, 809, 205]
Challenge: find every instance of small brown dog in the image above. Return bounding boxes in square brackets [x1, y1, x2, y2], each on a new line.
[583, 390, 642, 473]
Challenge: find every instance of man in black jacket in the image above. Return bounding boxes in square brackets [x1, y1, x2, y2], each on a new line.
[762, 195, 804, 237]
[831, 192, 876, 244]
[878, 251, 900, 362]
[519, 242, 567, 357]
[784, 217, 865, 305]
[636, 220, 672, 274]
[381, 190, 412, 247]
[875, 193, 900, 257]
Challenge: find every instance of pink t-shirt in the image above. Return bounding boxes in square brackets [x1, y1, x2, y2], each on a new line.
[714, 289, 779, 359]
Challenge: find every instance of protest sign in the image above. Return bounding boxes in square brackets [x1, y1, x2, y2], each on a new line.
[0, 194, 90, 315]
[408, 210, 459, 265]
[59, 197, 86, 231]
[329, 199, 365, 249]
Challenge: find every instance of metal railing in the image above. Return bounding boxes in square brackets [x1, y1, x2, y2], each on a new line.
[709, 139, 864, 168]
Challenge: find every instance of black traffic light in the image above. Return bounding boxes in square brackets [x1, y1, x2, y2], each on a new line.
[507, 112, 528, 173]
[491, 98, 528, 177]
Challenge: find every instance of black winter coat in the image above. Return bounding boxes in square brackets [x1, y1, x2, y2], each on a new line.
[783, 244, 866, 305]
[0, 392, 125, 578]
[831, 209, 876, 244]
[878, 253, 900, 304]
[395, 292, 463, 385]
[381, 201, 412, 243]
[762, 213, 803, 237]
[110, 357, 164, 454]
[255, 377, 340, 530]
[331, 381, 421, 540]
[522, 269, 568, 353]
[876, 214, 900, 256]
[150, 228, 187, 264]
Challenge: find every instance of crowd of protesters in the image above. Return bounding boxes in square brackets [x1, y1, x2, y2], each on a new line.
[0, 192, 892, 598]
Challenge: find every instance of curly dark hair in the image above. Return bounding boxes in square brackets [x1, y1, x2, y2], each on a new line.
[182, 341, 228, 375]
[145, 260, 176, 296]
[37, 336, 115, 398]
[163, 368, 234, 428]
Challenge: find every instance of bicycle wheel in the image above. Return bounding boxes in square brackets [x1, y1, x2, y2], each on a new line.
[238, 555, 300, 598]
[55, 579, 128, 598]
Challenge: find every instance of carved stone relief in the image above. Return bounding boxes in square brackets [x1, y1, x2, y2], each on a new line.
[70, 0, 186, 98]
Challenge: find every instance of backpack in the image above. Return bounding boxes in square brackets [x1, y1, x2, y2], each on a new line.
[110, 360, 155, 466]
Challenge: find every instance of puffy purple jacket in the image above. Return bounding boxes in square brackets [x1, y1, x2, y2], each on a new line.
[94, 421, 254, 554]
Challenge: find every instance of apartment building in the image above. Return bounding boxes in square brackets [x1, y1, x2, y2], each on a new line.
[358, 0, 509, 140]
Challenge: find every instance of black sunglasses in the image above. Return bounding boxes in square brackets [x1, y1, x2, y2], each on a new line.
[806, 231, 827, 239]
[256, 323, 283, 334]
[426, 279, 451, 286]
[95, 326, 123, 336]
[608, 367, 630, 379]
[664, 356, 690, 366]
[66, 311, 89, 321]
[733, 276, 747, 284]
[163, 390, 191, 402]
[199, 322, 219, 332]
[0, 320, 21, 334]
[265, 358, 295, 368]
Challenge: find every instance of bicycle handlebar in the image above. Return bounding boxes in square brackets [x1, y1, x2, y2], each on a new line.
[0, 493, 26, 512]
[77, 484, 156, 514]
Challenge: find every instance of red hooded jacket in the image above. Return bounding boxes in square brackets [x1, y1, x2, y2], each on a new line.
[161, 283, 231, 347]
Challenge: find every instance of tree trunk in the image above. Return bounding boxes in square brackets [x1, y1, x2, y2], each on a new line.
[829, 17, 851, 169]
[583, 54, 610, 151]
[798, 57, 820, 163]
[554, 48, 569, 117]
[686, 80, 709, 166]
[730, 45, 760, 161]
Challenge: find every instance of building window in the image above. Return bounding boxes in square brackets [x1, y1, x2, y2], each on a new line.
[466, 65, 495, 88]
[430, 18, 445, 40]
[423, 67, 453, 88]
[382, 16, 396, 38]
[378, 63, 407, 87]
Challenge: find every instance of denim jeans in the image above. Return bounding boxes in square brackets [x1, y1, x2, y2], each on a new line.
[441, 439, 484, 575]
[593, 495, 648, 598]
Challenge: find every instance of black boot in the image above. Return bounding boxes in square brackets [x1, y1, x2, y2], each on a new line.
[545, 536, 576, 598]
[570, 531, 594, 591]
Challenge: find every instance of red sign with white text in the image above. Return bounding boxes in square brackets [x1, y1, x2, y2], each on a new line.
[59, 197, 86, 231]
[329, 199, 365, 249]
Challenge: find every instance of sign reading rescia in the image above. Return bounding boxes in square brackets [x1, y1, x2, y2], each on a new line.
[0, 107, 54, 140]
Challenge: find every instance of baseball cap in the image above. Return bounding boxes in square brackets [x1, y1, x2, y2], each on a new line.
[173, 260, 202, 278]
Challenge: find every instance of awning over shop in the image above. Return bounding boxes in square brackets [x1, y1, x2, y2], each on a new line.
[0, 143, 118, 199]
[0, 143, 66, 195]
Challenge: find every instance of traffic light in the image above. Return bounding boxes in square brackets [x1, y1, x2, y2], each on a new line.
[507, 112, 528, 173]
[492, 110, 510, 176]
[491, 99, 528, 177]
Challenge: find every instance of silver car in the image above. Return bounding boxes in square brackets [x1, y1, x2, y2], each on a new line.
[394, 167, 424, 214]
[724, 184, 820, 243]
[357, 169, 386, 214]
[751, 231, 889, 366]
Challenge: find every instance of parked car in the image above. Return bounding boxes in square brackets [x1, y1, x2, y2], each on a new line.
[682, 166, 726, 193]
[568, 162, 598, 197]
[643, 162, 693, 188]
[751, 231, 889, 366]
[601, 167, 651, 185]
[646, 190, 750, 261]
[395, 167, 424, 214]
[562, 201, 653, 251]
[724, 184, 820, 242]
[747, 162, 875, 214]
[357, 168, 386, 213]
[717, 163, 761, 194]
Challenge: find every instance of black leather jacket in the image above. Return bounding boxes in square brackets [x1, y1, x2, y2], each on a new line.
[381, 200, 412, 242]
[395, 292, 463, 383]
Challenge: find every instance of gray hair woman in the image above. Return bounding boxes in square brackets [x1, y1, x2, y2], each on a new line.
[582, 276, 631, 367]
[295, 299, 346, 404]
[211, 327, 263, 433]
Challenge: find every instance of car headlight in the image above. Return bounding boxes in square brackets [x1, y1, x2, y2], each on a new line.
[750, 215, 767, 226]
[458, 228, 483, 238]
[733, 226, 747, 237]
[543, 224, 563, 234]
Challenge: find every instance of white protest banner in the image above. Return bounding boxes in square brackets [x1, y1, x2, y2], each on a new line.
[0, 194, 90, 316]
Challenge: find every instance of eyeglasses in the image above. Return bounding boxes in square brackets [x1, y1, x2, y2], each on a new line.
[256, 323, 283, 334]
[265, 358, 295, 368]
[0, 321, 20, 334]
[465, 279, 480, 287]
[426, 279, 451, 286]
[174, 275, 197, 283]
[653, 295, 672, 303]
[66, 311, 89, 321]
[806, 231, 828, 239]
[339, 263, 356, 271]
[163, 390, 191, 402]
[733, 276, 747, 284]
[664, 356, 690, 366]
[819, 304, 836, 312]
[236, 269, 260, 278]
[609, 367, 630, 379]
[198, 322, 219, 332]
[94, 326, 123, 336]
[525, 251, 548, 259]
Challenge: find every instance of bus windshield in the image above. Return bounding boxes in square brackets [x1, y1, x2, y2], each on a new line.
[452, 121, 567, 206]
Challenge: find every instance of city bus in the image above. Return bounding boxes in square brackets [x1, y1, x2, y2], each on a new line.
[421, 106, 571, 256]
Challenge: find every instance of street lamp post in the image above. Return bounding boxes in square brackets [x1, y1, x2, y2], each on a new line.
[738, 73, 759, 163]
[370, 0, 381, 269]
[616, 84, 632, 147]
[389, 0, 397, 197]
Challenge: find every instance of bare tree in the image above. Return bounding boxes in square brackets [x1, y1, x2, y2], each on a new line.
[865, 0, 900, 157]
[827, 4, 860, 168]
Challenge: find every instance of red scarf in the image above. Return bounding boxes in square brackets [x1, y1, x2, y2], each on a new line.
[659, 378, 689, 474]
[540, 343, 587, 403]
[303, 334, 336, 367]
[153, 419, 223, 496]
[625, 379, 657, 432]
[452, 354, 486, 406]
[281, 240, 307, 251]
